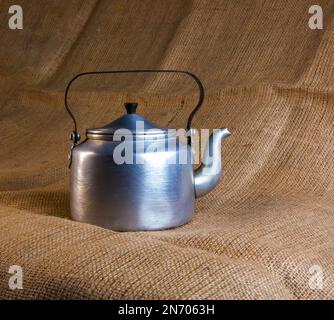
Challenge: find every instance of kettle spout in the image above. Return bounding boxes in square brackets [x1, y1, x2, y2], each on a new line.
[194, 128, 231, 198]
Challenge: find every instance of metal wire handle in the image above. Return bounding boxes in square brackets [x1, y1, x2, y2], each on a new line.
[64, 69, 205, 146]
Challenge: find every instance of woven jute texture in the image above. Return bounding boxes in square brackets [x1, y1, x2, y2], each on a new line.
[1, 0, 334, 299]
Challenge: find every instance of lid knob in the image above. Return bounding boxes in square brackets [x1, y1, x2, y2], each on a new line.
[124, 102, 138, 114]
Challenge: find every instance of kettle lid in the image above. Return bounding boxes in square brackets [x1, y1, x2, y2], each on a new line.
[86, 102, 169, 137]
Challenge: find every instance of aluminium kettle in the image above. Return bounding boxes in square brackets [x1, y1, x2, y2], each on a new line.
[65, 70, 231, 231]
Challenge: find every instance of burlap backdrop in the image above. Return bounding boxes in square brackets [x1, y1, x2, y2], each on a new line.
[0, 0, 334, 299]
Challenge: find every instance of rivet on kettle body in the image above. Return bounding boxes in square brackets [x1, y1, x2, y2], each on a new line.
[64, 70, 231, 231]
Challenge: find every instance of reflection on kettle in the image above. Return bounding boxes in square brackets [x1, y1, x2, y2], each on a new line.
[65, 70, 231, 231]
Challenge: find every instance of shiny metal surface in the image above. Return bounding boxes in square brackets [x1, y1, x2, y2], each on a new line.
[64, 70, 205, 167]
[87, 110, 168, 136]
[66, 69, 231, 231]
[194, 128, 231, 198]
[71, 137, 195, 231]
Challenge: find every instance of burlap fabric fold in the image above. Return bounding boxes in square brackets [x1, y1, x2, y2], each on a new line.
[0, 0, 333, 299]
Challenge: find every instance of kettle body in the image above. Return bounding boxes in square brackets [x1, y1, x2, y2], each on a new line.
[70, 136, 194, 231]
[65, 70, 231, 231]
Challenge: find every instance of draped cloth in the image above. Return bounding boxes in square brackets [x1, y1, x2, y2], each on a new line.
[0, 0, 334, 299]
